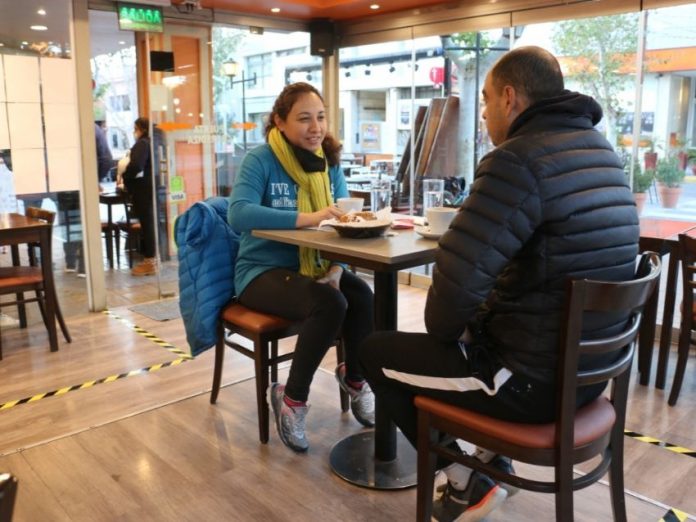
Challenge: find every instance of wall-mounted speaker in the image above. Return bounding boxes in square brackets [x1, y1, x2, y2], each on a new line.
[309, 19, 335, 57]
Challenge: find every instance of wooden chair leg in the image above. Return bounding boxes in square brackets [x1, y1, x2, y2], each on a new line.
[668, 317, 692, 406]
[256, 337, 271, 444]
[210, 323, 225, 404]
[270, 339, 279, 384]
[416, 410, 437, 522]
[335, 339, 349, 412]
[555, 453, 574, 521]
[609, 443, 628, 522]
[54, 299, 72, 343]
[15, 291, 27, 328]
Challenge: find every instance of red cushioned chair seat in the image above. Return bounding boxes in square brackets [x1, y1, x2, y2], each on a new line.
[414, 395, 615, 450]
[221, 302, 293, 333]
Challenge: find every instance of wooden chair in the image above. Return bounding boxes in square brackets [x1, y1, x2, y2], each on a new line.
[210, 302, 349, 443]
[0, 208, 72, 359]
[0, 473, 17, 522]
[117, 198, 141, 268]
[669, 233, 696, 406]
[414, 252, 661, 522]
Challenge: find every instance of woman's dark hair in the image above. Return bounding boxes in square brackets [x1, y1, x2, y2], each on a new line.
[490, 46, 564, 105]
[134, 117, 150, 138]
[264, 82, 342, 166]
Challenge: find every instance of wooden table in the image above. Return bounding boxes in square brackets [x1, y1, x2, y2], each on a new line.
[253, 226, 437, 489]
[638, 217, 696, 388]
[99, 192, 127, 268]
[0, 213, 58, 352]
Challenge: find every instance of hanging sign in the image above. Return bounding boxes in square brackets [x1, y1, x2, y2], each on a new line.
[118, 3, 164, 33]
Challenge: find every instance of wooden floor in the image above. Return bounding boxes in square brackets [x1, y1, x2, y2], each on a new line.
[0, 253, 695, 521]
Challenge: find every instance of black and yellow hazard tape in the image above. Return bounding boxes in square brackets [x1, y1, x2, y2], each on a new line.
[0, 357, 188, 411]
[103, 309, 193, 360]
[660, 507, 690, 522]
[624, 429, 696, 459]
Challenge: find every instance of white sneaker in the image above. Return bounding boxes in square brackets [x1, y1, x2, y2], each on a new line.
[335, 363, 375, 427]
[0, 314, 20, 329]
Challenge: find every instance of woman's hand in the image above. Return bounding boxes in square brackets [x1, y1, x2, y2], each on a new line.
[296, 205, 344, 228]
[317, 264, 343, 290]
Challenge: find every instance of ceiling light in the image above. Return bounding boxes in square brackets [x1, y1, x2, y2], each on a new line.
[389, 66, 396, 73]
[31, 25, 48, 31]
[37, 8, 46, 15]
[0, 43, 4, 47]
[21, 41, 29, 45]
[345, 70, 351, 78]
[306, 73, 313, 81]
[271, 7, 280, 13]
[365, 69, 371, 76]
[119, 41, 126, 45]
[370, 4, 380, 9]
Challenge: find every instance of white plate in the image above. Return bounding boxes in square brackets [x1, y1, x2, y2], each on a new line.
[414, 225, 441, 240]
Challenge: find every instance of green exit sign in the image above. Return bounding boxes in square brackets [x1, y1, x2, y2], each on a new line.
[118, 3, 164, 33]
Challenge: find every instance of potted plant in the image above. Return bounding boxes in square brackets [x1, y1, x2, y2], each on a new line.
[644, 139, 658, 170]
[655, 154, 685, 208]
[629, 160, 653, 214]
[688, 148, 696, 176]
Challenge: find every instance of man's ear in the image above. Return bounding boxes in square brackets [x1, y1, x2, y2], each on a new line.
[503, 85, 528, 119]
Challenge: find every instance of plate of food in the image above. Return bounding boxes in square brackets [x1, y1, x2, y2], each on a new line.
[329, 211, 391, 238]
[414, 225, 442, 240]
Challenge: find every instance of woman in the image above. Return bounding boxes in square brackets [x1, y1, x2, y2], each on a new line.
[122, 117, 157, 276]
[229, 83, 375, 453]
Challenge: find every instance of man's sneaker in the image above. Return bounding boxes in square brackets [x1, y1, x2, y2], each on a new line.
[488, 455, 518, 497]
[268, 383, 309, 453]
[473, 450, 519, 498]
[432, 472, 507, 522]
[334, 363, 375, 427]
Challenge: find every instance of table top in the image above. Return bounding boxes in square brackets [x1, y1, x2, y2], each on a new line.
[252, 227, 437, 272]
[0, 213, 49, 232]
[639, 217, 696, 242]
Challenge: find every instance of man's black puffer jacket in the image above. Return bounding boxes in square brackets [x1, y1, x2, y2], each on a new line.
[424, 91, 639, 384]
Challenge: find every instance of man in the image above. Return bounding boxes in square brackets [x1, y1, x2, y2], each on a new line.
[358, 46, 639, 522]
[95, 121, 114, 182]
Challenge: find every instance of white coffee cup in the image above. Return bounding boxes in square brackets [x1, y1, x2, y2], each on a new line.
[337, 197, 364, 213]
[426, 206, 458, 235]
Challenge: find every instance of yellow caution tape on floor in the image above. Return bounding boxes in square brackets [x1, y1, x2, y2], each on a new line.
[0, 358, 188, 411]
[660, 507, 690, 522]
[103, 309, 193, 360]
[624, 429, 696, 458]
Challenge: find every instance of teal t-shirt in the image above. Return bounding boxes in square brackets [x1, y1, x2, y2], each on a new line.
[228, 144, 348, 295]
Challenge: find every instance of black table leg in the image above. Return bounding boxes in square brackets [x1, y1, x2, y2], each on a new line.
[329, 271, 418, 489]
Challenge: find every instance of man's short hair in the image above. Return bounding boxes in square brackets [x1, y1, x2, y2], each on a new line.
[490, 46, 564, 105]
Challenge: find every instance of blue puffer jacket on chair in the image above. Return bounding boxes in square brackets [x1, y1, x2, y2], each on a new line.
[175, 196, 239, 356]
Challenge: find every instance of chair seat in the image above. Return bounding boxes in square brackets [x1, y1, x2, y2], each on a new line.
[0, 266, 43, 288]
[414, 395, 616, 449]
[221, 302, 293, 333]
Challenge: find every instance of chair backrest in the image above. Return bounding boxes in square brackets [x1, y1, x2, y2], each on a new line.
[556, 251, 661, 451]
[0, 472, 18, 522]
[678, 233, 696, 323]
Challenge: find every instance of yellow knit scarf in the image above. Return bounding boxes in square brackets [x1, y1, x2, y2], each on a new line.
[268, 127, 332, 278]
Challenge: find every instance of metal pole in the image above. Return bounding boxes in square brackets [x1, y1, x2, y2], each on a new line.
[241, 71, 247, 152]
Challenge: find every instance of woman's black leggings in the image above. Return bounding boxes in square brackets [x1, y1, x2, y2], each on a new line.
[238, 268, 374, 402]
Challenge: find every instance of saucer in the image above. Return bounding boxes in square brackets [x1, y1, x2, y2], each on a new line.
[414, 225, 442, 240]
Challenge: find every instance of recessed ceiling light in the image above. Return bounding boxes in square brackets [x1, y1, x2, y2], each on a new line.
[37, 8, 46, 15]
[271, 7, 280, 13]
[0, 43, 4, 47]
[119, 41, 126, 45]
[22, 41, 29, 45]
[370, 4, 380, 9]
[31, 25, 48, 31]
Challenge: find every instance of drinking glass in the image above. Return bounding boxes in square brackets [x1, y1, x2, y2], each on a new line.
[371, 179, 392, 212]
[422, 178, 445, 216]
